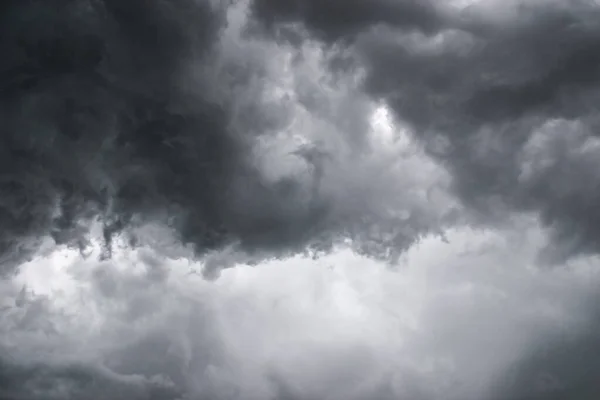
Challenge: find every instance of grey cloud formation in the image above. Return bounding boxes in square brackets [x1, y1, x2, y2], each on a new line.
[0, 0, 452, 279]
[6, 1, 600, 399]
[0, 359, 182, 400]
[250, 0, 448, 42]
[0, 0, 232, 273]
[3, 224, 600, 400]
[249, 0, 600, 262]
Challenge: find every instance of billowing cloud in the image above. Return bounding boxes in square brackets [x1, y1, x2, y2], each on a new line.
[250, 0, 600, 262]
[0, 0, 232, 273]
[4, 0, 600, 399]
[0, 0, 456, 278]
[250, 0, 449, 42]
[2, 220, 600, 400]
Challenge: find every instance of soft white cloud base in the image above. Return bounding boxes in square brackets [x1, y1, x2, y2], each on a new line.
[3, 217, 599, 399]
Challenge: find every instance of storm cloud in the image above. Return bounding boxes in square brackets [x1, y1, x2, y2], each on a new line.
[3, 0, 600, 399]
[250, 0, 600, 262]
[0, 0, 233, 272]
[0, 0, 455, 279]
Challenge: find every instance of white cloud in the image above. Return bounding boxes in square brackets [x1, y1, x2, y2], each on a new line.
[4, 216, 600, 399]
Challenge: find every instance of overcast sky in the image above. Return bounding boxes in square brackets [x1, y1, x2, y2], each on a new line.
[2, 0, 600, 399]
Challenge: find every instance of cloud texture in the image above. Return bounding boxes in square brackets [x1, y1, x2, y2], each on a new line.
[251, 0, 600, 262]
[0, 0, 453, 277]
[3, 0, 600, 399]
[4, 222, 600, 399]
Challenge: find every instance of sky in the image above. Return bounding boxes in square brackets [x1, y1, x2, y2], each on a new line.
[2, 0, 600, 399]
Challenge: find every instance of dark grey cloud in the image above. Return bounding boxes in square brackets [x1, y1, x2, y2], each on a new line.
[0, 2, 456, 394]
[489, 293, 600, 400]
[0, 0, 450, 280]
[250, 0, 448, 43]
[7, 1, 600, 400]
[0, 359, 182, 400]
[0, 0, 234, 274]
[249, 0, 600, 263]
[243, 2, 600, 398]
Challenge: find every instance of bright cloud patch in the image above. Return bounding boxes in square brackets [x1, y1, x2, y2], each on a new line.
[4, 219, 600, 399]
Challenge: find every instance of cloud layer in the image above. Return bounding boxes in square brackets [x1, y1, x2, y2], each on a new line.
[3, 221, 600, 399]
[3, 0, 600, 399]
[0, 0, 455, 277]
[250, 0, 600, 263]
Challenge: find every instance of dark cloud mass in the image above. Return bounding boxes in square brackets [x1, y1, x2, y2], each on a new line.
[251, 0, 600, 262]
[0, 0, 235, 273]
[0, 0, 361, 279]
[251, 0, 448, 42]
[0, 358, 183, 400]
[0, 0, 446, 279]
[5, 0, 600, 399]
